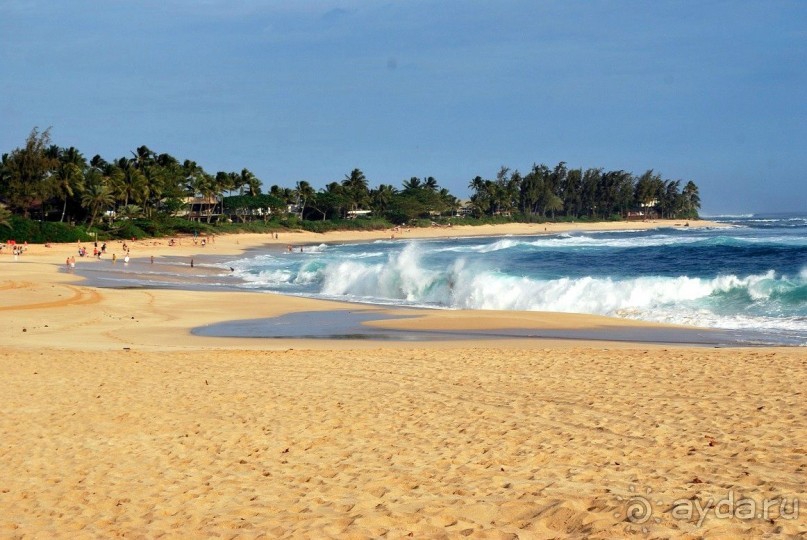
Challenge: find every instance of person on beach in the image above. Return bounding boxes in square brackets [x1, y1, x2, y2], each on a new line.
[124, 254, 130, 264]
[190, 258, 194, 268]
[112, 253, 117, 263]
[150, 255, 154, 264]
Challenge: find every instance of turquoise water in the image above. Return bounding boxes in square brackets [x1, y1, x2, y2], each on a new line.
[75, 213, 806, 345]
[222, 214, 806, 345]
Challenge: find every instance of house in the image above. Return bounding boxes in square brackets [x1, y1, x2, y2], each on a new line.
[179, 196, 221, 222]
[454, 200, 473, 217]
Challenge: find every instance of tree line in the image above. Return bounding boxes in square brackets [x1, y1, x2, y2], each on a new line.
[0, 127, 700, 235]
[468, 163, 700, 220]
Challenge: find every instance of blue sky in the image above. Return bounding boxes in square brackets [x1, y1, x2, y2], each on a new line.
[1, 0, 805, 214]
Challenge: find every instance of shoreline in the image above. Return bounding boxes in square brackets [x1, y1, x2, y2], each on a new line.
[60, 217, 768, 347]
[7, 217, 725, 261]
[4, 217, 782, 350]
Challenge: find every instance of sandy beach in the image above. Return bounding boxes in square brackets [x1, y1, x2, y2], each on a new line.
[1, 220, 805, 538]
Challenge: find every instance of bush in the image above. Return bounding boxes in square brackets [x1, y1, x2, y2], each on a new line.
[298, 218, 391, 233]
[100, 216, 221, 238]
[280, 215, 300, 229]
[0, 216, 93, 243]
[410, 218, 433, 228]
[213, 220, 285, 234]
[109, 221, 149, 240]
[151, 217, 216, 236]
[441, 215, 518, 227]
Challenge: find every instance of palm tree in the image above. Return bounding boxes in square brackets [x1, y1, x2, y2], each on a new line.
[294, 180, 315, 219]
[182, 160, 203, 196]
[131, 145, 154, 170]
[89, 154, 108, 170]
[486, 180, 503, 215]
[402, 177, 422, 191]
[342, 168, 369, 210]
[322, 182, 349, 218]
[227, 171, 240, 196]
[155, 153, 178, 168]
[439, 188, 460, 214]
[113, 157, 147, 207]
[117, 204, 143, 220]
[370, 184, 397, 214]
[53, 147, 86, 222]
[682, 181, 701, 218]
[467, 176, 490, 216]
[239, 169, 261, 196]
[247, 177, 262, 196]
[141, 164, 167, 218]
[659, 180, 681, 218]
[268, 184, 281, 199]
[269, 184, 293, 203]
[468, 176, 485, 196]
[191, 172, 218, 223]
[81, 178, 114, 229]
[423, 176, 438, 191]
[215, 171, 235, 215]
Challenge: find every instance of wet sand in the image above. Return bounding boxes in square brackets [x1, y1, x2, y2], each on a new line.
[192, 308, 749, 346]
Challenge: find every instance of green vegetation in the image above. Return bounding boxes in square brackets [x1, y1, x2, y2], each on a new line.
[0, 127, 701, 242]
[467, 164, 701, 220]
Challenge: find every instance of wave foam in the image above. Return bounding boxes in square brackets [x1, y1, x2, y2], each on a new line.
[293, 246, 806, 343]
[229, 231, 807, 344]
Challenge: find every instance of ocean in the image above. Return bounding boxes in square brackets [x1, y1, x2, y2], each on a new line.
[77, 213, 807, 345]
[221, 213, 806, 345]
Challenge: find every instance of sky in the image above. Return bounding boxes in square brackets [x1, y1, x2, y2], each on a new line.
[1, 0, 805, 214]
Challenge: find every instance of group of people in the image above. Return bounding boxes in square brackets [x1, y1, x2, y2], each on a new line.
[1, 241, 27, 258]
[65, 240, 135, 269]
[76, 242, 108, 259]
[192, 233, 215, 247]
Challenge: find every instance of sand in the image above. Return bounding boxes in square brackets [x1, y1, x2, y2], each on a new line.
[1, 220, 805, 538]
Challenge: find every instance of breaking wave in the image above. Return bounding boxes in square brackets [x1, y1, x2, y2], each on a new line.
[231, 242, 806, 343]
